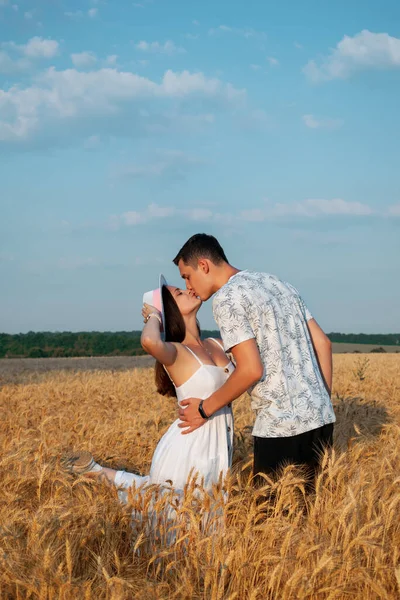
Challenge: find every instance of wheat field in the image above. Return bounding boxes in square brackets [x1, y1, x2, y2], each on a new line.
[0, 355, 399, 599]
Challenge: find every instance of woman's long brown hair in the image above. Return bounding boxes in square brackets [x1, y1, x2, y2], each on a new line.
[155, 286, 200, 397]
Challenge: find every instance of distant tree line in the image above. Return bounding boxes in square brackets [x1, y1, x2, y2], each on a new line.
[0, 331, 399, 359]
[0, 330, 219, 358]
[328, 333, 399, 346]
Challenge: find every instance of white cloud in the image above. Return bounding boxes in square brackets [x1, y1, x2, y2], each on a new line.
[133, 0, 153, 7]
[0, 50, 29, 73]
[294, 42, 303, 50]
[156, 112, 215, 132]
[135, 40, 186, 55]
[269, 198, 374, 217]
[239, 109, 274, 131]
[4, 36, 59, 58]
[64, 10, 84, 18]
[161, 70, 244, 100]
[0, 67, 245, 146]
[250, 64, 261, 71]
[120, 163, 168, 178]
[58, 257, 97, 270]
[24, 9, 33, 19]
[99, 197, 400, 232]
[183, 208, 213, 221]
[209, 24, 231, 34]
[114, 198, 378, 230]
[105, 54, 118, 66]
[237, 199, 376, 221]
[304, 30, 400, 82]
[192, 20, 200, 26]
[0, 37, 59, 73]
[387, 204, 400, 216]
[267, 56, 279, 66]
[246, 199, 373, 221]
[118, 203, 213, 228]
[23, 37, 59, 58]
[117, 150, 205, 180]
[0, 252, 15, 264]
[147, 203, 176, 218]
[122, 211, 148, 225]
[65, 6, 98, 19]
[12, 3, 18, 10]
[71, 51, 97, 68]
[302, 114, 344, 130]
[239, 209, 265, 222]
[209, 25, 266, 40]
[185, 33, 199, 40]
[84, 134, 101, 149]
[122, 205, 176, 226]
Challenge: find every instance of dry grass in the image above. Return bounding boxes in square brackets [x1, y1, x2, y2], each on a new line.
[0, 355, 399, 599]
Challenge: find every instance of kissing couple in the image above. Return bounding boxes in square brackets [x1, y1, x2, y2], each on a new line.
[63, 233, 336, 499]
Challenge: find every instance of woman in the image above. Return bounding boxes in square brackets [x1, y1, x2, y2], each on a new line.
[62, 275, 234, 497]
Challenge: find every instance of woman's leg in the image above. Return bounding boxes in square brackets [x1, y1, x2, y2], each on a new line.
[84, 467, 150, 507]
[62, 451, 149, 494]
[84, 465, 148, 488]
[84, 465, 118, 484]
[114, 470, 148, 488]
[63, 451, 123, 485]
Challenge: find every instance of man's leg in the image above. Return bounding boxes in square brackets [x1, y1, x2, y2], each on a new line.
[253, 435, 297, 485]
[303, 423, 334, 482]
[290, 423, 334, 491]
[253, 424, 334, 487]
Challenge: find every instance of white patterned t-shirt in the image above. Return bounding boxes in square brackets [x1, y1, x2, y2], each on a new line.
[212, 270, 336, 438]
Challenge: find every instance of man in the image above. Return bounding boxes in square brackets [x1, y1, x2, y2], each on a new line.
[173, 233, 335, 484]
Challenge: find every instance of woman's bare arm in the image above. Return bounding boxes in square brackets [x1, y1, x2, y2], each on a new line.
[140, 313, 177, 366]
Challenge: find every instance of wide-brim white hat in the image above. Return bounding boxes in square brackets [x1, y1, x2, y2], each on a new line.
[142, 274, 168, 334]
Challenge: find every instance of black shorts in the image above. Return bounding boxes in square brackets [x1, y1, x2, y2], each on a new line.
[253, 423, 334, 483]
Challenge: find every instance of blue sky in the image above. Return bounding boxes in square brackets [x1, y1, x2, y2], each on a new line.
[1, 0, 399, 334]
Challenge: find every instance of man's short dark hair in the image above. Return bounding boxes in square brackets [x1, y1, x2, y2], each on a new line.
[173, 233, 229, 267]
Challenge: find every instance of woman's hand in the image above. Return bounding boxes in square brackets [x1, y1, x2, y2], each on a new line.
[142, 303, 162, 324]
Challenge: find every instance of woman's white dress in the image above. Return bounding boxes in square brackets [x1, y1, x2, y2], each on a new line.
[114, 340, 234, 494]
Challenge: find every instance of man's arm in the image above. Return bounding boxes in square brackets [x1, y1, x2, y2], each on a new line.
[204, 338, 263, 415]
[307, 318, 332, 395]
[178, 338, 263, 434]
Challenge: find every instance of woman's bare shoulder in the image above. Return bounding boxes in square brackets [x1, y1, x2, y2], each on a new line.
[205, 337, 224, 348]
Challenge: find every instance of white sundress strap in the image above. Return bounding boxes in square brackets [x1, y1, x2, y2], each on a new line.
[183, 345, 203, 365]
[163, 364, 175, 386]
[208, 337, 225, 352]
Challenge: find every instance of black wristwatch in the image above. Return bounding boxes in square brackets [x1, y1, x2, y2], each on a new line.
[198, 400, 210, 419]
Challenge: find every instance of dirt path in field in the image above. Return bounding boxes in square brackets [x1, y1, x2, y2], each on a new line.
[0, 355, 155, 385]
